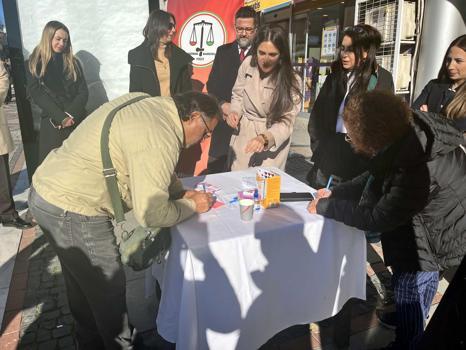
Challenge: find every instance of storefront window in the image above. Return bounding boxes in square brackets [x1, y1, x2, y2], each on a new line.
[291, 13, 308, 63]
[291, 0, 355, 111]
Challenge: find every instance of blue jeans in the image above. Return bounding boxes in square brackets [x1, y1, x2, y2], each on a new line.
[393, 270, 439, 350]
[28, 187, 132, 349]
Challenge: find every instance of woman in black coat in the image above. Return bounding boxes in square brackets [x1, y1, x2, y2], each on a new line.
[413, 34, 466, 134]
[128, 10, 192, 97]
[27, 21, 88, 164]
[307, 24, 394, 189]
[413, 35, 465, 114]
[309, 91, 466, 349]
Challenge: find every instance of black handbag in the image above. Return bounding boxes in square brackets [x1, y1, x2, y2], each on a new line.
[100, 95, 171, 271]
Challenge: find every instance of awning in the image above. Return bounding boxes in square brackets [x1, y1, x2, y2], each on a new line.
[244, 0, 292, 13]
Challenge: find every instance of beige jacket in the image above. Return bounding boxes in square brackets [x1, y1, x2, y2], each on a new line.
[0, 63, 13, 156]
[33, 93, 196, 228]
[228, 56, 301, 170]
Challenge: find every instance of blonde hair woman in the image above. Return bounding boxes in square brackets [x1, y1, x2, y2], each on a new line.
[27, 20, 88, 164]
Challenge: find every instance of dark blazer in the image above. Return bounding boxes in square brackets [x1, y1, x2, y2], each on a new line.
[207, 42, 244, 102]
[207, 42, 249, 160]
[27, 55, 88, 124]
[128, 41, 193, 97]
[308, 67, 394, 180]
[318, 111, 466, 272]
[412, 79, 455, 114]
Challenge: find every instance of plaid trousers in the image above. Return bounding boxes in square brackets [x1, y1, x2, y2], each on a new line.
[392, 270, 439, 350]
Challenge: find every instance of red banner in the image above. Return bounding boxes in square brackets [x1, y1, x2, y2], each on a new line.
[168, 0, 244, 90]
[168, 0, 244, 175]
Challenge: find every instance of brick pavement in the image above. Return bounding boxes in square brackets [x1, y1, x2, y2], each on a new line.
[0, 103, 448, 350]
[1, 229, 75, 350]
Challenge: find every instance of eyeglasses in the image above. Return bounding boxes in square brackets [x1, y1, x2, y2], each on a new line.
[168, 22, 176, 30]
[344, 134, 352, 143]
[344, 25, 365, 34]
[235, 26, 255, 34]
[199, 114, 212, 139]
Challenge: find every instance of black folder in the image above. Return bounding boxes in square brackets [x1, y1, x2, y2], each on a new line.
[280, 192, 315, 202]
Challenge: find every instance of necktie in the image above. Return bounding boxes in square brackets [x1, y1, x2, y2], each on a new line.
[239, 48, 246, 62]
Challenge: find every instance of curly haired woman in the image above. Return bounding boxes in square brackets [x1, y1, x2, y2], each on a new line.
[309, 91, 466, 350]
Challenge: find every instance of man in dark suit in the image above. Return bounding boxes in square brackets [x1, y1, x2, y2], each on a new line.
[206, 6, 258, 173]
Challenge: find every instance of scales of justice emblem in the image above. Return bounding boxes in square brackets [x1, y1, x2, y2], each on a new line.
[179, 11, 226, 68]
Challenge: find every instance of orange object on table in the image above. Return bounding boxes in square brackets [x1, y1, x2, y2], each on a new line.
[256, 169, 281, 209]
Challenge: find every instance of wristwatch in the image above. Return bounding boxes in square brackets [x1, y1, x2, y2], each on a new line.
[259, 133, 269, 147]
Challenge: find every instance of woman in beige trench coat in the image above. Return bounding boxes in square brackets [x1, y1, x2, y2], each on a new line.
[226, 26, 302, 171]
[0, 61, 32, 228]
[0, 62, 13, 155]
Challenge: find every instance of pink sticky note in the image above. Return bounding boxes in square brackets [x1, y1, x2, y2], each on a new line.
[212, 200, 225, 209]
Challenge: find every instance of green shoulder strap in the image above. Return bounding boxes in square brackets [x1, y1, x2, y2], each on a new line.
[100, 95, 149, 223]
[367, 73, 378, 91]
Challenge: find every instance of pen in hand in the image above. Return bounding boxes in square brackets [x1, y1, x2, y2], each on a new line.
[325, 175, 333, 190]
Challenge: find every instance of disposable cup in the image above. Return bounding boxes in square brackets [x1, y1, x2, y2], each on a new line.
[239, 199, 254, 221]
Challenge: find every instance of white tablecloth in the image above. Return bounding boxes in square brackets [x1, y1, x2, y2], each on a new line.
[154, 168, 366, 350]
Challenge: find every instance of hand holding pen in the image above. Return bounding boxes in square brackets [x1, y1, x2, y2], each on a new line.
[307, 176, 333, 214]
[191, 191, 214, 213]
[184, 186, 213, 213]
[315, 175, 333, 199]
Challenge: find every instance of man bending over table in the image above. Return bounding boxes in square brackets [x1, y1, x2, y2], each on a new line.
[28, 91, 220, 349]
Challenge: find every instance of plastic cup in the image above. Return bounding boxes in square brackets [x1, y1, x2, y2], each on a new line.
[239, 199, 254, 221]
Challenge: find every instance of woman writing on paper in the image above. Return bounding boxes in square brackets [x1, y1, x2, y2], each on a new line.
[225, 25, 302, 171]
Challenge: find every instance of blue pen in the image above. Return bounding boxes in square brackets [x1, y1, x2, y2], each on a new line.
[325, 175, 333, 190]
[202, 183, 206, 192]
[253, 189, 261, 210]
